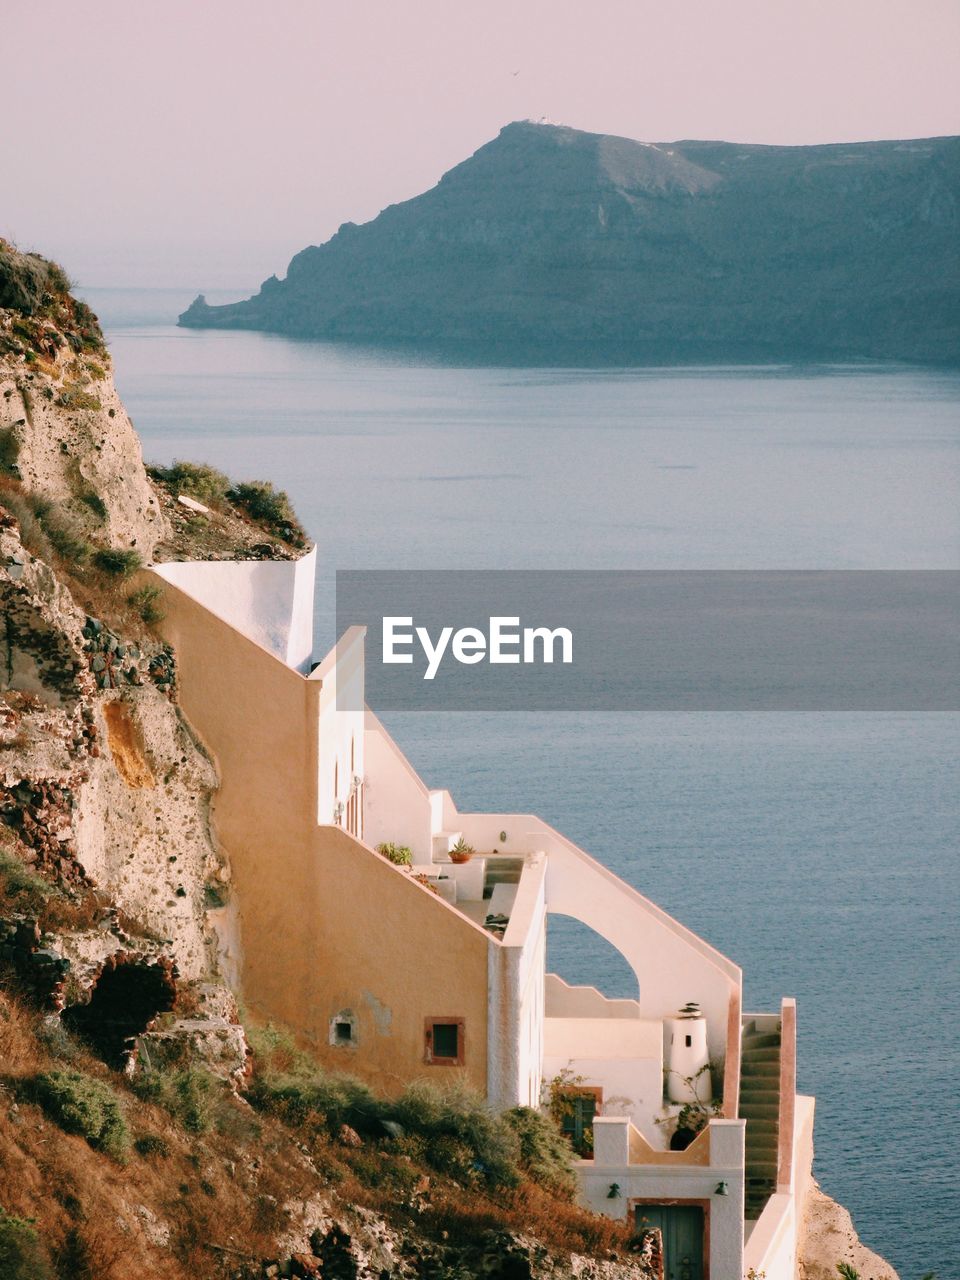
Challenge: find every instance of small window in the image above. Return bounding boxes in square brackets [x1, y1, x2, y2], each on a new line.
[557, 1086, 603, 1158]
[685, 1034, 692, 1048]
[424, 1017, 464, 1065]
[329, 1010, 357, 1047]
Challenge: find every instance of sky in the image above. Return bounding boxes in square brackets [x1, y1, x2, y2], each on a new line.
[4, 0, 959, 289]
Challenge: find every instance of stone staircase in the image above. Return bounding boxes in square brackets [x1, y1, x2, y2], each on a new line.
[739, 1018, 782, 1219]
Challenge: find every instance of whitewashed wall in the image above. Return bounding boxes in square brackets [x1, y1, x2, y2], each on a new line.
[153, 546, 317, 672]
[362, 710, 434, 859]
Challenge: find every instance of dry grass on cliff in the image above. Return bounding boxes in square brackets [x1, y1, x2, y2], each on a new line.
[0, 985, 321, 1278]
[0, 476, 160, 646]
[0, 984, 639, 1277]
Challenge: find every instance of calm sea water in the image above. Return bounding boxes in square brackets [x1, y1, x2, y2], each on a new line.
[83, 287, 960, 1279]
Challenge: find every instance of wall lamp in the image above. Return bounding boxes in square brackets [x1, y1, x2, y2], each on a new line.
[715, 1180, 729, 1196]
[607, 1182, 621, 1199]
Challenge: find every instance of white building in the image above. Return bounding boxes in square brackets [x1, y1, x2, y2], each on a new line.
[151, 548, 815, 1280]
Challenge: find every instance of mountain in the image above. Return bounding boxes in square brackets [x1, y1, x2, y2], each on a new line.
[179, 121, 960, 364]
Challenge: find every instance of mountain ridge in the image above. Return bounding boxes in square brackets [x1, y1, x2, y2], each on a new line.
[180, 121, 960, 364]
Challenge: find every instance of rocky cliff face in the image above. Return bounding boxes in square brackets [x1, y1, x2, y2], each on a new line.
[799, 1183, 900, 1280]
[180, 121, 960, 364]
[1, 241, 167, 558]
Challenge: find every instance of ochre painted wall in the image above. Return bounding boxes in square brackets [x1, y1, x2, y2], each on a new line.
[153, 573, 490, 1096]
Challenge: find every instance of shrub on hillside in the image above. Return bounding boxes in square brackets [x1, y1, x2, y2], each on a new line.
[132, 1065, 217, 1134]
[0, 1208, 52, 1280]
[128, 584, 165, 625]
[229, 479, 294, 526]
[502, 1106, 577, 1196]
[133, 1133, 171, 1158]
[93, 547, 142, 577]
[249, 1068, 379, 1135]
[393, 1081, 519, 1187]
[0, 239, 70, 315]
[44, 513, 91, 565]
[56, 386, 101, 412]
[0, 848, 51, 911]
[31, 1069, 128, 1158]
[249, 1057, 531, 1190]
[79, 490, 107, 521]
[229, 479, 307, 545]
[0, 428, 21, 476]
[149, 460, 230, 507]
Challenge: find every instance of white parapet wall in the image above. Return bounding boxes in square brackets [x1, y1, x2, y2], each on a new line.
[742, 1094, 816, 1280]
[313, 628, 367, 831]
[152, 546, 317, 672]
[487, 853, 547, 1109]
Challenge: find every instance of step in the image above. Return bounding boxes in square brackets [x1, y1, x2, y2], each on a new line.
[746, 1132, 780, 1152]
[742, 1116, 779, 1133]
[740, 1084, 781, 1100]
[741, 1059, 780, 1078]
[484, 857, 524, 886]
[745, 1135, 778, 1151]
[741, 1045, 781, 1063]
[741, 1031, 781, 1051]
[740, 1103, 780, 1120]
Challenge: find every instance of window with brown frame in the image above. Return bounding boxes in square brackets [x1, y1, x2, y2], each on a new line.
[557, 1084, 603, 1157]
[424, 1017, 465, 1065]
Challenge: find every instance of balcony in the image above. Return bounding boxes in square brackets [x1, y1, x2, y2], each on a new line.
[411, 851, 529, 937]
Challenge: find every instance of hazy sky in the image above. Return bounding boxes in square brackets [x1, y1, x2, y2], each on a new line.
[5, 0, 959, 289]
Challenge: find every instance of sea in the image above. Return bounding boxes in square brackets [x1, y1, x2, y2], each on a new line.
[81, 286, 960, 1279]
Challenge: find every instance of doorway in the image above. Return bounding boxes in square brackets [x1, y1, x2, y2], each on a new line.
[633, 1203, 705, 1280]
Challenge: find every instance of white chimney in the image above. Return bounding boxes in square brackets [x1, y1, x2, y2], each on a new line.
[665, 1001, 711, 1103]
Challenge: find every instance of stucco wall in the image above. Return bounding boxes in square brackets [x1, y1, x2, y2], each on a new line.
[152, 570, 492, 1096]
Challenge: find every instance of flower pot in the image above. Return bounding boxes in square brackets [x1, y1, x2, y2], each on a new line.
[449, 851, 472, 864]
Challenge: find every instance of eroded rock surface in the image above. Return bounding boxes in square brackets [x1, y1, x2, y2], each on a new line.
[799, 1181, 900, 1280]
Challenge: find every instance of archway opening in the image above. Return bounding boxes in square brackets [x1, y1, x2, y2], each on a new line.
[546, 913, 639, 1002]
[63, 956, 176, 1069]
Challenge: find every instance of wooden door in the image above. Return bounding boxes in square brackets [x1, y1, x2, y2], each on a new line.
[634, 1204, 704, 1280]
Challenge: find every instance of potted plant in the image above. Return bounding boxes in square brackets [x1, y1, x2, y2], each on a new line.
[449, 837, 474, 864]
[375, 842, 413, 867]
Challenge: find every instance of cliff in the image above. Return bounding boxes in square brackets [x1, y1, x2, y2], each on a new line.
[179, 121, 960, 364]
[1, 241, 168, 558]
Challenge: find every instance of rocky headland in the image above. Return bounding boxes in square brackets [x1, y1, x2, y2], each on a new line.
[180, 121, 960, 365]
